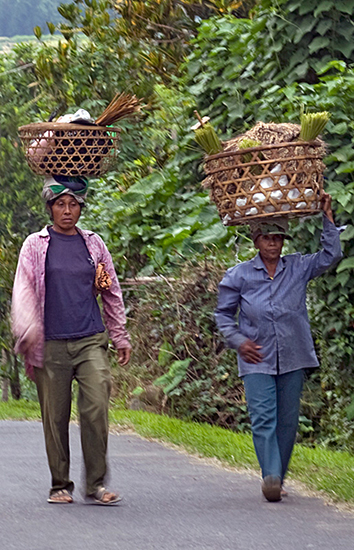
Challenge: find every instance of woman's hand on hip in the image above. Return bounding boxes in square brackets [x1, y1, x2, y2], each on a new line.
[238, 339, 263, 363]
[117, 347, 131, 366]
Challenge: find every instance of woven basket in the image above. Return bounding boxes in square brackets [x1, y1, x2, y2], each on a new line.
[18, 122, 120, 177]
[203, 141, 325, 226]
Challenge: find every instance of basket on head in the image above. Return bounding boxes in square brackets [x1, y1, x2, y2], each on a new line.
[18, 122, 120, 177]
[203, 141, 325, 226]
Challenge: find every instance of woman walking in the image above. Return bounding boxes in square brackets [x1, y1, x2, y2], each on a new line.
[12, 176, 131, 505]
[215, 193, 342, 502]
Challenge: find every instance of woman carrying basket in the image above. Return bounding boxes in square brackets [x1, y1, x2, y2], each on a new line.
[215, 193, 342, 502]
[12, 176, 131, 505]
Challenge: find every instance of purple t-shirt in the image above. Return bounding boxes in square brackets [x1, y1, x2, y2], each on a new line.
[44, 227, 105, 340]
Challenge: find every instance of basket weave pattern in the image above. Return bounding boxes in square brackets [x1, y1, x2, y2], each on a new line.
[18, 123, 120, 177]
[203, 142, 325, 226]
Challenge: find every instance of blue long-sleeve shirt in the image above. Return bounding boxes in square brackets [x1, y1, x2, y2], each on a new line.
[215, 215, 343, 376]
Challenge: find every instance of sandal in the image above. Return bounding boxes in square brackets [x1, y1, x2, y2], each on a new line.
[86, 487, 122, 506]
[281, 485, 288, 497]
[47, 489, 74, 504]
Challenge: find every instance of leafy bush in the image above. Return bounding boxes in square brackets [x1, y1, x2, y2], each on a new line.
[1, 0, 353, 450]
[117, 262, 251, 431]
[183, 0, 354, 448]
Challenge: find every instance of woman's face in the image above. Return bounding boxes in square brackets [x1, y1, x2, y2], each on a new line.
[51, 194, 81, 235]
[255, 233, 284, 263]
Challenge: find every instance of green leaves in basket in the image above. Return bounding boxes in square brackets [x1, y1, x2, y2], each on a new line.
[194, 123, 223, 155]
[299, 111, 330, 141]
[191, 111, 223, 155]
[238, 138, 263, 175]
[238, 138, 261, 163]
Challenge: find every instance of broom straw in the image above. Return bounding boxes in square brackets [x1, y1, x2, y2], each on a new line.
[95, 92, 142, 126]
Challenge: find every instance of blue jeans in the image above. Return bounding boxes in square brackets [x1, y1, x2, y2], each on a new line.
[243, 369, 304, 482]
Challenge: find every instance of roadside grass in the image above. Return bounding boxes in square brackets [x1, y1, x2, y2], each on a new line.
[0, 399, 41, 420]
[109, 407, 354, 504]
[2, 399, 354, 504]
[291, 444, 354, 503]
[109, 407, 257, 468]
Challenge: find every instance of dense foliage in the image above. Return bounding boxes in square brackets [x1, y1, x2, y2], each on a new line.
[116, 263, 250, 430]
[0, 41, 49, 396]
[0, 0, 353, 450]
[184, 0, 354, 447]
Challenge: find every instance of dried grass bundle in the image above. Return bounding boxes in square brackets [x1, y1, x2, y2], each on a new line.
[95, 92, 142, 126]
[223, 121, 327, 158]
[212, 121, 326, 183]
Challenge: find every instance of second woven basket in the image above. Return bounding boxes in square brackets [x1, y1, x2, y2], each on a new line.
[203, 141, 325, 226]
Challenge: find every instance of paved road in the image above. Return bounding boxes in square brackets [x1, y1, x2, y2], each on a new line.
[1, 420, 354, 550]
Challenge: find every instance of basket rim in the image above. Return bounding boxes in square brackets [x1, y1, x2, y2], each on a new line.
[205, 155, 323, 176]
[205, 140, 323, 160]
[18, 122, 121, 133]
[224, 208, 322, 226]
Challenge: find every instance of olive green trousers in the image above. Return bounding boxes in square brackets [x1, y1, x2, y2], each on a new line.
[34, 332, 112, 496]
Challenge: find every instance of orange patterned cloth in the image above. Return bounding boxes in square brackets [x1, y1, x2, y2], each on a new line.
[95, 263, 112, 291]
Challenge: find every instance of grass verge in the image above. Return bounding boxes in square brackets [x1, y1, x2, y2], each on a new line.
[1, 400, 354, 504]
[0, 399, 41, 420]
[109, 407, 354, 504]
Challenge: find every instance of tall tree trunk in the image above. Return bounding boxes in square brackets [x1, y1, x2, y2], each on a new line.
[2, 378, 9, 402]
[1, 349, 9, 401]
[7, 351, 21, 400]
